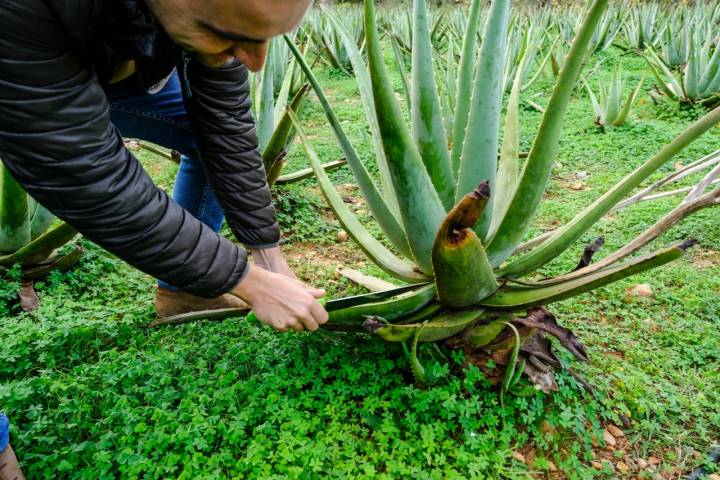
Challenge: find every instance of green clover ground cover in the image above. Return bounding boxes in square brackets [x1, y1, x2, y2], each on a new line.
[1, 46, 719, 479]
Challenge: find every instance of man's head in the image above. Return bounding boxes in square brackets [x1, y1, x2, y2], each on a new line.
[145, 0, 313, 71]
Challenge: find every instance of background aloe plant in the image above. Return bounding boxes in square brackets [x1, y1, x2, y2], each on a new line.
[583, 66, 644, 128]
[280, 0, 720, 392]
[0, 163, 82, 311]
[645, 30, 720, 106]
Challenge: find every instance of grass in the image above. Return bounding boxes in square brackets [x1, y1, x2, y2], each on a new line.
[1, 39, 720, 479]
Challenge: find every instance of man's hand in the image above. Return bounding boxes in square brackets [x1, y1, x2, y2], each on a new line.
[232, 263, 328, 332]
[250, 246, 298, 279]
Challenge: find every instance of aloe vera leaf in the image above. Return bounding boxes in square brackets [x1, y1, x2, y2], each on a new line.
[0, 164, 31, 252]
[433, 182, 498, 307]
[649, 49, 684, 99]
[482, 242, 689, 310]
[523, 40, 554, 92]
[328, 284, 437, 325]
[289, 111, 426, 282]
[501, 322, 521, 394]
[509, 358, 526, 390]
[449, 0, 482, 177]
[704, 67, 720, 97]
[485, 0, 609, 267]
[262, 84, 308, 180]
[446, 35, 457, 114]
[375, 308, 484, 343]
[456, 0, 511, 239]
[390, 34, 412, 111]
[498, 106, 720, 278]
[683, 37, 699, 100]
[256, 41, 276, 153]
[613, 77, 644, 127]
[605, 69, 621, 124]
[644, 53, 679, 100]
[583, 78, 602, 123]
[274, 159, 346, 185]
[410, 322, 428, 384]
[394, 302, 445, 325]
[0, 222, 78, 267]
[489, 67, 523, 240]
[364, 0, 447, 274]
[410, 0, 455, 210]
[464, 319, 507, 348]
[285, 35, 413, 260]
[323, 10, 402, 219]
[696, 33, 720, 95]
[21, 243, 83, 280]
[273, 58, 296, 126]
[149, 308, 249, 328]
[28, 202, 55, 241]
[530, 186, 720, 286]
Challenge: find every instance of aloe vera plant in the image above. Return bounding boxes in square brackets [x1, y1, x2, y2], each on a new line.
[0, 162, 82, 311]
[248, 36, 348, 186]
[153, 0, 720, 393]
[620, 3, 663, 51]
[645, 31, 720, 106]
[277, 0, 720, 391]
[584, 66, 644, 128]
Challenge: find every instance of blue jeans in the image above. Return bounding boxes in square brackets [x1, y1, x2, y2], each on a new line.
[0, 413, 9, 452]
[106, 71, 225, 291]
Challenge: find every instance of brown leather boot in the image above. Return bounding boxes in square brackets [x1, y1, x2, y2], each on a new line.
[154, 287, 249, 317]
[0, 445, 27, 480]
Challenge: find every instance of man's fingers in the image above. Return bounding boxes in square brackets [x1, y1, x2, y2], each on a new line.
[310, 300, 329, 326]
[300, 316, 319, 332]
[288, 320, 304, 332]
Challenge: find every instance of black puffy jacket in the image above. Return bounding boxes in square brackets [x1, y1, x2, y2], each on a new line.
[0, 0, 281, 297]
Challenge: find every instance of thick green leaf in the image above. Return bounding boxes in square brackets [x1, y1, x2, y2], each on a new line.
[0, 222, 78, 267]
[614, 76, 644, 127]
[456, 0, 511, 239]
[390, 35, 412, 111]
[498, 106, 720, 278]
[449, 0, 482, 177]
[364, 0, 446, 274]
[289, 111, 426, 282]
[486, 0, 609, 266]
[489, 66, 523, 240]
[256, 41, 276, 152]
[0, 163, 31, 252]
[375, 308, 484, 343]
[411, 0, 455, 210]
[262, 84, 309, 184]
[482, 243, 687, 310]
[28, 201, 55, 241]
[324, 8, 402, 219]
[285, 35, 413, 260]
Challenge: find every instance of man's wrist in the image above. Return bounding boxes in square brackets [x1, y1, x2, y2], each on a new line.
[250, 245, 284, 264]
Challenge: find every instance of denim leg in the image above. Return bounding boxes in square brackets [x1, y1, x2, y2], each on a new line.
[106, 73, 226, 291]
[157, 154, 224, 291]
[0, 413, 9, 452]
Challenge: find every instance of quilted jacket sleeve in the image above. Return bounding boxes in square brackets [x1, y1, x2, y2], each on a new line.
[181, 56, 281, 249]
[0, 0, 249, 297]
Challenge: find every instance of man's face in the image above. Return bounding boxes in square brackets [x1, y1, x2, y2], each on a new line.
[148, 0, 313, 71]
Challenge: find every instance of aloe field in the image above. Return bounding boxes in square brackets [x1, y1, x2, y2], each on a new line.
[2, 0, 720, 478]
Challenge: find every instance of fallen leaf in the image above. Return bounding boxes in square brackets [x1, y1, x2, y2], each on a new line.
[602, 429, 617, 447]
[606, 424, 624, 438]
